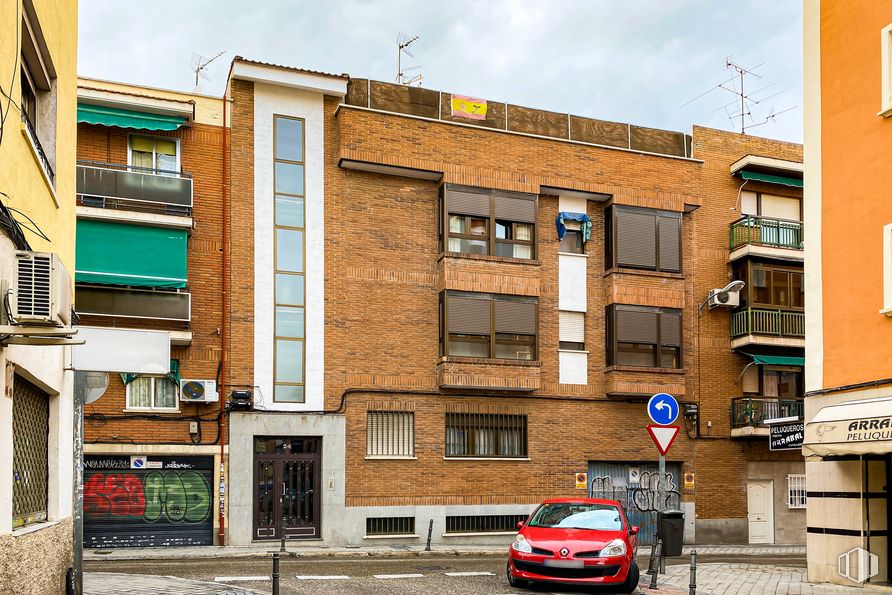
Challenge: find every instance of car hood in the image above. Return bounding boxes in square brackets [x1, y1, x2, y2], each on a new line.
[521, 526, 626, 554]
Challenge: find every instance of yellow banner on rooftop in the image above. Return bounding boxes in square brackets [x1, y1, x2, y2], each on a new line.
[450, 94, 487, 120]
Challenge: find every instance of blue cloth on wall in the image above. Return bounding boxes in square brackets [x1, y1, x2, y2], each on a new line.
[555, 212, 592, 241]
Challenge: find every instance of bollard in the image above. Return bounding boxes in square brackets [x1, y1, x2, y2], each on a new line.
[646, 539, 658, 577]
[689, 548, 697, 595]
[272, 552, 280, 595]
[425, 518, 434, 551]
[649, 540, 662, 589]
[280, 511, 286, 552]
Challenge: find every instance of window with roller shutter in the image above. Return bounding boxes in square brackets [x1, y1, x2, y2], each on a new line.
[442, 291, 537, 360]
[559, 311, 585, 351]
[606, 304, 682, 368]
[441, 184, 537, 259]
[605, 206, 682, 273]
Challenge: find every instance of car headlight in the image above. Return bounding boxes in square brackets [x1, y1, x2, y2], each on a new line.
[511, 534, 533, 554]
[600, 538, 627, 557]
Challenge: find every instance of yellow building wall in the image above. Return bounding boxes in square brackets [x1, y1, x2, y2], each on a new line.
[0, 0, 78, 275]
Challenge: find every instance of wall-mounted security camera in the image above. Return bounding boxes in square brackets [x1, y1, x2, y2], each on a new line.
[707, 280, 745, 310]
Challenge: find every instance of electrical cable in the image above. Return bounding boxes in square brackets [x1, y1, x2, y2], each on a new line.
[5, 205, 50, 241]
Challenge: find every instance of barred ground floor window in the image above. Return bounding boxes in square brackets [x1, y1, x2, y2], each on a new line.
[12, 374, 49, 528]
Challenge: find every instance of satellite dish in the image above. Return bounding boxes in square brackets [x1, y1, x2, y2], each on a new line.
[84, 372, 109, 404]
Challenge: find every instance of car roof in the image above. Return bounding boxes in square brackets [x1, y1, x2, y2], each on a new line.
[540, 498, 622, 506]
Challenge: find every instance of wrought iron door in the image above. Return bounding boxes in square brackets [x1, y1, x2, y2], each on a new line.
[253, 437, 321, 540]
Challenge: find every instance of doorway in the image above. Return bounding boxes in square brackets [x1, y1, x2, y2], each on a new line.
[253, 436, 321, 540]
[746, 480, 775, 544]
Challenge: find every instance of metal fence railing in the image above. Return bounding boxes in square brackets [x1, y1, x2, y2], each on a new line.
[731, 307, 805, 338]
[730, 215, 803, 250]
[731, 397, 804, 428]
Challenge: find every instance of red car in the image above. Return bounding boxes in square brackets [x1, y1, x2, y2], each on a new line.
[507, 498, 640, 592]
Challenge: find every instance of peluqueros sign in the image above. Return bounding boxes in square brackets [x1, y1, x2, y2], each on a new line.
[804, 411, 892, 457]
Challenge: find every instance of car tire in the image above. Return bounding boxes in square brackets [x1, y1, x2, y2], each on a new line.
[506, 562, 528, 589]
[620, 561, 640, 594]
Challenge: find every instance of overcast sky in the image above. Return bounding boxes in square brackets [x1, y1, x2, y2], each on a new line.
[78, 0, 803, 143]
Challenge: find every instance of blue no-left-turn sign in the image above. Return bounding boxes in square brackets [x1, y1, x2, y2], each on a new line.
[647, 393, 679, 425]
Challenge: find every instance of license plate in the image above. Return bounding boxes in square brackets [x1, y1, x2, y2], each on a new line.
[543, 559, 584, 568]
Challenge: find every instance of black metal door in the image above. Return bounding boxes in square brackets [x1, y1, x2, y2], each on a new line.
[253, 437, 321, 540]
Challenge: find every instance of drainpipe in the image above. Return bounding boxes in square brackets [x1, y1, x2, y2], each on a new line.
[218, 91, 230, 546]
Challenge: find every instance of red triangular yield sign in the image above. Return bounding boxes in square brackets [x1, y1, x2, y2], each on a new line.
[646, 424, 680, 455]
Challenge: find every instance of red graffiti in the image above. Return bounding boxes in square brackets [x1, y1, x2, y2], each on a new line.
[84, 473, 146, 517]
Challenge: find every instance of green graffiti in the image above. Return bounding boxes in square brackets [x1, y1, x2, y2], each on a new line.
[143, 470, 210, 524]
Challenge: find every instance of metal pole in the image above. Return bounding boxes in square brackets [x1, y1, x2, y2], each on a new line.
[280, 509, 286, 553]
[649, 540, 662, 589]
[658, 453, 665, 515]
[71, 371, 85, 595]
[272, 552, 280, 595]
[689, 548, 697, 595]
[425, 518, 433, 551]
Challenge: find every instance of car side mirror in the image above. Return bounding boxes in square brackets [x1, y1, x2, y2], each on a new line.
[516, 521, 524, 530]
[630, 526, 639, 535]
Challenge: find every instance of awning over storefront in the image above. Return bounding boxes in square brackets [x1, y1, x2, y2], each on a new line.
[747, 354, 805, 366]
[75, 220, 188, 288]
[77, 103, 186, 131]
[736, 170, 803, 188]
[803, 396, 892, 457]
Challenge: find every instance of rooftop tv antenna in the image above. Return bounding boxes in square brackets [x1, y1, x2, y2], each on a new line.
[681, 57, 796, 134]
[191, 50, 226, 92]
[396, 31, 423, 86]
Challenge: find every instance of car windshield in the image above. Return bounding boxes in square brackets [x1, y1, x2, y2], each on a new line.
[528, 503, 623, 531]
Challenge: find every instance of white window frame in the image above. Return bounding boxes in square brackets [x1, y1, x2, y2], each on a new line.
[881, 23, 892, 116]
[787, 474, 806, 509]
[125, 376, 180, 412]
[127, 134, 181, 174]
[366, 410, 415, 459]
[882, 223, 892, 315]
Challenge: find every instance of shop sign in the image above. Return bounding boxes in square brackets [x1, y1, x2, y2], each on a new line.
[769, 422, 804, 451]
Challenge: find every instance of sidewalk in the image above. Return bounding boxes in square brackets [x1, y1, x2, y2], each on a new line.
[84, 542, 805, 561]
[84, 572, 262, 595]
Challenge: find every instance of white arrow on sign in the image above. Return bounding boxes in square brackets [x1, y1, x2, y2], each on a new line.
[655, 400, 672, 419]
[646, 424, 680, 455]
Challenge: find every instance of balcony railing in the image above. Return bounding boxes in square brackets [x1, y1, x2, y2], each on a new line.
[23, 113, 55, 187]
[75, 285, 191, 322]
[731, 397, 804, 429]
[731, 307, 805, 338]
[76, 161, 193, 216]
[729, 215, 803, 250]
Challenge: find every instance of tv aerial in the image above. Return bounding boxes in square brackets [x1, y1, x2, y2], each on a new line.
[681, 57, 796, 134]
[396, 31, 423, 86]
[191, 50, 226, 92]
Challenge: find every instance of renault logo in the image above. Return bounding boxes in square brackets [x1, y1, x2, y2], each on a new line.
[560, 547, 569, 557]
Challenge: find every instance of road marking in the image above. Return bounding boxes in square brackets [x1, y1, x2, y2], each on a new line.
[374, 573, 426, 579]
[444, 571, 496, 576]
[214, 576, 270, 582]
[295, 575, 350, 580]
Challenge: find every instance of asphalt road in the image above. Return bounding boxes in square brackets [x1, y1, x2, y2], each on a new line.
[85, 553, 806, 595]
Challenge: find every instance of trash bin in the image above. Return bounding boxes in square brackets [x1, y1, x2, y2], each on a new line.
[658, 509, 685, 556]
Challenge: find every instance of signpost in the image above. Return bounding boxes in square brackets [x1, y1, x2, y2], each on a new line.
[647, 393, 680, 517]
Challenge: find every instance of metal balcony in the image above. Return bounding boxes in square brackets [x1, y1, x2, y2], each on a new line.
[75, 285, 191, 322]
[76, 161, 193, 216]
[731, 396, 804, 437]
[730, 215, 803, 250]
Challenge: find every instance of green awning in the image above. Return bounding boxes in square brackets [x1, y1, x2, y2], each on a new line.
[121, 359, 180, 386]
[737, 170, 803, 188]
[77, 103, 186, 131]
[76, 220, 187, 288]
[749, 354, 805, 367]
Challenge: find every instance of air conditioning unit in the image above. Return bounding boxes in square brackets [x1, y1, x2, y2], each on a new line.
[179, 379, 219, 404]
[12, 251, 71, 326]
[707, 288, 740, 310]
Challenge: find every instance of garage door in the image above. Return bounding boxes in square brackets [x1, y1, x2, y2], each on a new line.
[83, 455, 214, 548]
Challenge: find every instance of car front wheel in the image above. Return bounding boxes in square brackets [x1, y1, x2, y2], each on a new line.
[620, 561, 640, 594]
[506, 562, 528, 589]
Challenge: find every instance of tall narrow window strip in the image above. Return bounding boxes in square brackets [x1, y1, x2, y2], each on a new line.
[273, 115, 306, 402]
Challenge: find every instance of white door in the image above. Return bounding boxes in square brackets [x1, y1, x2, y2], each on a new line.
[747, 480, 775, 544]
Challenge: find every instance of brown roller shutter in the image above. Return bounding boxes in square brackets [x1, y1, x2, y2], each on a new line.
[494, 299, 537, 335]
[658, 216, 681, 272]
[616, 210, 656, 269]
[660, 311, 681, 346]
[447, 294, 491, 334]
[493, 192, 536, 223]
[446, 187, 490, 217]
[616, 308, 658, 343]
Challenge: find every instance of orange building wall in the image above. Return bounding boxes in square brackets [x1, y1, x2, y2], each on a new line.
[820, 2, 892, 388]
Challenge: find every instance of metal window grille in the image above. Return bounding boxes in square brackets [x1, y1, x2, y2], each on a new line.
[365, 516, 415, 536]
[787, 474, 806, 508]
[445, 413, 527, 458]
[367, 411, 414, 457]
[12, 375, 49, 528]
[445, 514, 528, 534]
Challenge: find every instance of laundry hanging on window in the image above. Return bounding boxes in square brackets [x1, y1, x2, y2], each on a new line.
[555, 212, 592, 242]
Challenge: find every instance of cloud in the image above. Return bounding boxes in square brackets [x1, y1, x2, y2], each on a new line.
[78, 0, 802, 142]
